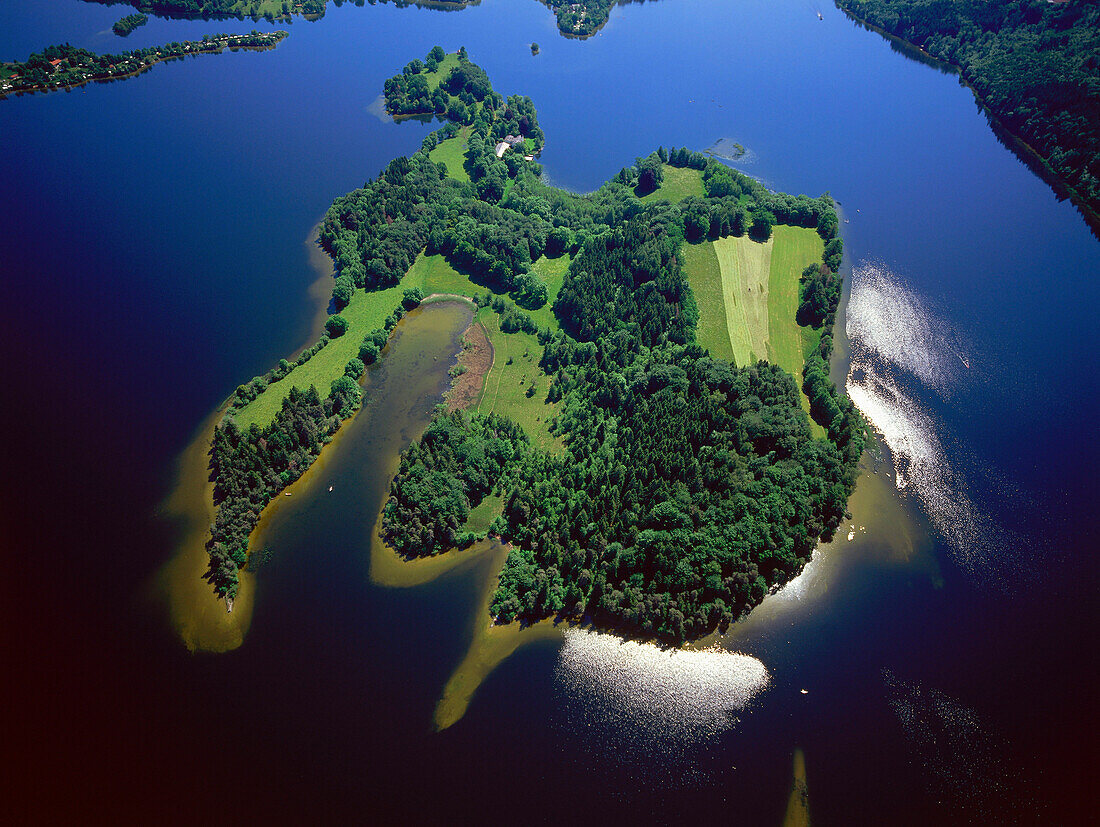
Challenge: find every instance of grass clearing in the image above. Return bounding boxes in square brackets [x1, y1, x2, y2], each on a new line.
[475, 307, 562, 453]
[428, 128, 470, 182]
[640, 165, 705, 203]
[525, 254, 569, 333]
[463, 491, 503, 534]
[423, 52, 460, 91]
[680, 241, 733, 362]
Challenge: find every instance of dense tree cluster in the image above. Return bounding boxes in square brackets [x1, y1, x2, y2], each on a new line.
[1, 32, 287, 96]
[488, 344, 859, 641]
[381, 412, 529, 556]
[555, 211, 698, 346]
[112, 13, 148, 36]
[796, 263, 843, 328]
[837, 0, 1100, 227]
[384, 47, 502, 118]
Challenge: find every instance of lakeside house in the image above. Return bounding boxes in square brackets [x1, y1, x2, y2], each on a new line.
[494, 134, 525, 158]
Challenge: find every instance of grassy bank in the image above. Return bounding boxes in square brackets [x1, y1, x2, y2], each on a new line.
[233, 250, 566, 438]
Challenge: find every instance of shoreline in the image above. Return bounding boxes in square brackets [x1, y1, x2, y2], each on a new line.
[837, 8, 1100, 236]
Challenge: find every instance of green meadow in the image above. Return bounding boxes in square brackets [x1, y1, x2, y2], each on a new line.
[232, 251, 566, 438]
[640, 165, 705, 203]
[683, 225, 825, 434]
[474, 307, 562, 453]
[428, 128, 471, 182]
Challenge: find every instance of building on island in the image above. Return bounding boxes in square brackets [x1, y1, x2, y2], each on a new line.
[494, 134, 525, 158]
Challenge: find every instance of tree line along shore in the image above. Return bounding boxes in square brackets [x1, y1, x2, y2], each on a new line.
[203, 49, 864, 646]
[83, 0, 621, 36]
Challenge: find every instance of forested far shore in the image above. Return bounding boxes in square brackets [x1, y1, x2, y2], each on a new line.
[0, 31, 288, 98]
[81, 0, 628, 37]
[836, 0, 1100, 230]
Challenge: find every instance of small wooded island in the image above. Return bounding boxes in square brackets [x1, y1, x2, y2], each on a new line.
[112, 13, 149, 36]
[0, 31, 287, 98]
[206, 49, 863, 644]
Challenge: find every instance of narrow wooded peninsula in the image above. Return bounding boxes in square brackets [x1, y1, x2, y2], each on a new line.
[837, 0, 1099, 231]
[0, 31, 287, 99]
[204, 50, 863, 643]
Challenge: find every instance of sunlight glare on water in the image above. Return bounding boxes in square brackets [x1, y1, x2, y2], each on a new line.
[845, 263, 1019, 589]
[555, 628, 770, 746]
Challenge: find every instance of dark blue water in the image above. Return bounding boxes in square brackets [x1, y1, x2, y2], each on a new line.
[2, 0, 1096, 822]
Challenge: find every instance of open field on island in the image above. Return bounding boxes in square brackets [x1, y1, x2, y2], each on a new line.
[473, 307, 562, 453]
[429, 129, 471, 182]
[232, 251, 566, 436]
[683, 225, 825, 433]
[640, 165, 705, 203]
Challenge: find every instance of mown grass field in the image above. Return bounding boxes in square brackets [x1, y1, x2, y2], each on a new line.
[682, 225, 826, 435]
[640, 165, 705, 203]
[714, 234, 774, 366]
[233, 251, 566, 433]
[474, 307, 561, 453]
[428, 128, 470, 182]
[767, 225, 824, 381]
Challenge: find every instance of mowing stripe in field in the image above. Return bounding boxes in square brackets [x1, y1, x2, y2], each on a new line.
[713, 234, 774, 366]
[767, 225, 826, 434]
[680, 241, 733, 361]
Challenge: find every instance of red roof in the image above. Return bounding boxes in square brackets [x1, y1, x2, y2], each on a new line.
[49, 59, 63, 67]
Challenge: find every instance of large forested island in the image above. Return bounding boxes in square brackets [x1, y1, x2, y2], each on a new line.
[837, 0, 1099, 230]
[84, 0, 624, 37]
[206, 49, 863, 643]
[0, 31, 287, 98]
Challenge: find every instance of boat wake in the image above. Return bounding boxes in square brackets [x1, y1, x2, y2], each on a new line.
[845, 262, 1020, 588]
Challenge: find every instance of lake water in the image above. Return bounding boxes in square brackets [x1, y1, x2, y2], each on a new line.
[2, 0, 1096, 821]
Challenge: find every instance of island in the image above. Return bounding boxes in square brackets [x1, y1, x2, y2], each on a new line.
[83, 0, 633, 38]
[836, 0, 1100, 233]
[205, 49, 864, 645]
[0, 31, 288, 99]
[112, 12, 148, 36]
